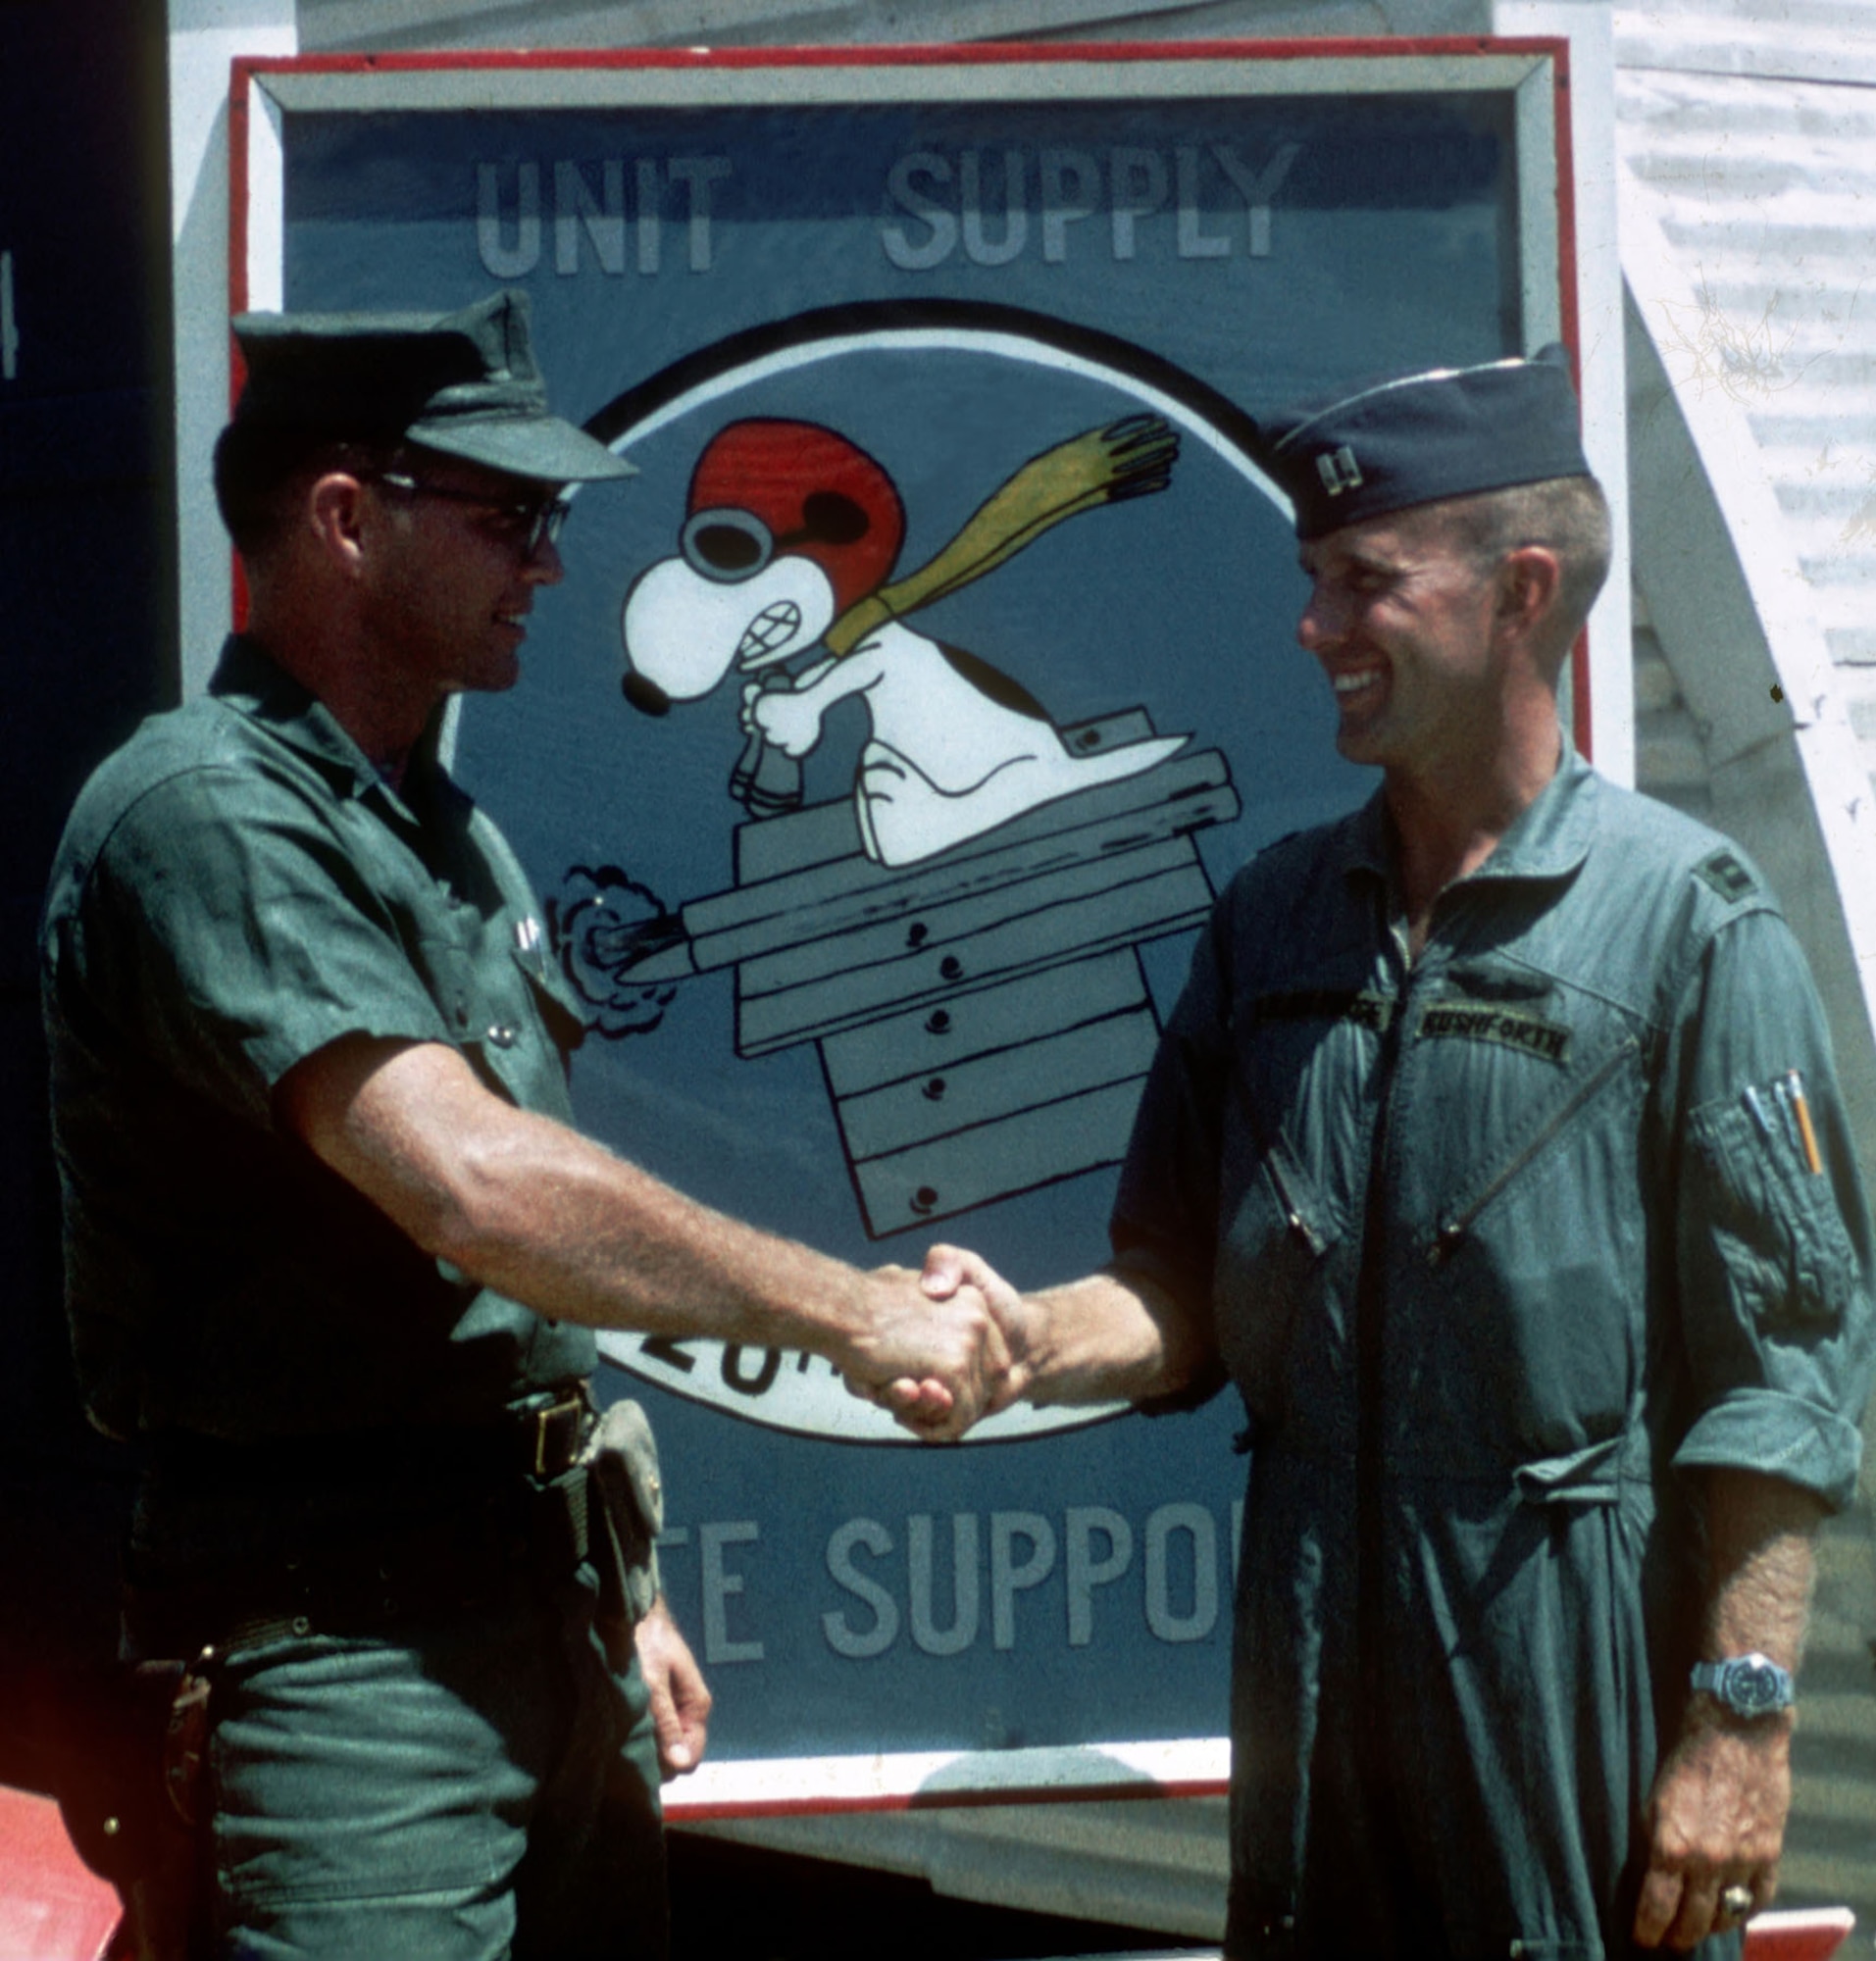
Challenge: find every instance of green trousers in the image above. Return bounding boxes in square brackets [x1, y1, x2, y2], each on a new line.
[198, 1562, 665, 1959]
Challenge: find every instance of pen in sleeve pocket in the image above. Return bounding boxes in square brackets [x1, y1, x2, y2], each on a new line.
[1742, 1083, 1775, 1141]
[1786, 1069, 1825, 1175]
[1772, 1078, 1801, 1158]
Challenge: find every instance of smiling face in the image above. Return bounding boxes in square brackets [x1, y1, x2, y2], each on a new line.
[1295, 501, 1508, 781]
[361, 456, 568, 702]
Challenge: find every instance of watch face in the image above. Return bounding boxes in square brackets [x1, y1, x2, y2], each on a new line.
[1725, 1658, 1787, 1715]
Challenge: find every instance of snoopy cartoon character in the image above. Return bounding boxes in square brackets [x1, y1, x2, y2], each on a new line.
[620, 417, 1187, 868]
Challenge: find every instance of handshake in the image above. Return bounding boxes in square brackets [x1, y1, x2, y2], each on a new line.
[839, 1244, 1038, 1442]
[830, 1246, 1192, 1439]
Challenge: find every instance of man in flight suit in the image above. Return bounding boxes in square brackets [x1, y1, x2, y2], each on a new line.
[906, 350, 1876, 1957]
[40, 291, 1009, 1957]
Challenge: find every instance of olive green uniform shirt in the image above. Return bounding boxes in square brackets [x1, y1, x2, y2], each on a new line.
[41, 635, 595, 1447]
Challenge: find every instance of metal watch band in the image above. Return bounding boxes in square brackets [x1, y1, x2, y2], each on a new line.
[1689, 1651, 1795, 1718]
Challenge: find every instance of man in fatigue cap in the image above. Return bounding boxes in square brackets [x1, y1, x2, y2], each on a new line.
[899, 349, 1876, 1957]
[40, 289, 1011, 1957]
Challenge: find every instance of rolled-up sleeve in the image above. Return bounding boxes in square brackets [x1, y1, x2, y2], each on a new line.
[1667, 906, 1876, 1510]
[71, 765, 455, 1128]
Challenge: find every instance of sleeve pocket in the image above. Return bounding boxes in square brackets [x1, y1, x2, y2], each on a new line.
[1687, 1090, 1858, 1333]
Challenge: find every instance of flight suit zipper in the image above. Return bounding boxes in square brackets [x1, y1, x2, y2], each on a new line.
[1228, 1066, 1326, 1257]
[1262, 1135, 1327, 1257]
[1353, 931, 1413, 1853]
[1424, 1037, 1639, 1265]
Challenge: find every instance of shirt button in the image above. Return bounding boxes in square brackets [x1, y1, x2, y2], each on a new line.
[486, 1025, 517, 1049]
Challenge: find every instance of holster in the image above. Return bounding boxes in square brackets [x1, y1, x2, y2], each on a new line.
[111, 1648, 217, 1959]
[578, 1397, 664, 1667]
[147, 1648, 216, 1831]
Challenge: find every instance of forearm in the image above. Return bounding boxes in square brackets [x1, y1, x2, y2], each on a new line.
[281, 1036, 873, 1362]
[1632, 1469, 1828, 1945]
[1020, 1270, 1211, 1406]
[431, 1102, 870, 1355]
[1687, 1467, 1826, 1712]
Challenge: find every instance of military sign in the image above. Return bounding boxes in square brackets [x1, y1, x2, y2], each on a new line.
[231, 41, 1580, 1806]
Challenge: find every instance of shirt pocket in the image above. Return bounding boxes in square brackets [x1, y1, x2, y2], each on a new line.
[1686, 1084, 1859, 1333]
[410, 921, 580, 1110]
[412, 931, 480, 1046]
[455, 942, 585, 1109]
[510, 938, 588, 1058]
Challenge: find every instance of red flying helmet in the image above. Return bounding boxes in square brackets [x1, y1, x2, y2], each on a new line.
[684, 420, 905, 618]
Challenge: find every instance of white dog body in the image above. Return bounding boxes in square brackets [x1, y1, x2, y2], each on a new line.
[745, 621, 1182, 865]
[621, 485, 1183, 868]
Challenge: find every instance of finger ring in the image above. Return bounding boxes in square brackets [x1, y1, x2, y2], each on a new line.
[1720, 1884, 1754, 1919]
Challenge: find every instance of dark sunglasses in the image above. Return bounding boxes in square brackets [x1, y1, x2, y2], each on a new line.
[370, 471, 571, 561]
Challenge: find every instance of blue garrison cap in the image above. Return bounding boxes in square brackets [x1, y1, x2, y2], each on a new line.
[230, 289, 632, 485]
[1257, 346, 1590, 540]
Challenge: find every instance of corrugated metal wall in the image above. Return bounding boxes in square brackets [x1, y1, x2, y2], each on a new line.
[1615, 0, 1876, 1933]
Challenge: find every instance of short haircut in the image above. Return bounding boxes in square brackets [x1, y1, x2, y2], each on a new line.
[212, 423, 404, 561]
[1436, 475, 1612, 658]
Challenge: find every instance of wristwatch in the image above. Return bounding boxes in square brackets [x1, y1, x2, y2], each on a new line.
[1690, 1652, 1795, 1719]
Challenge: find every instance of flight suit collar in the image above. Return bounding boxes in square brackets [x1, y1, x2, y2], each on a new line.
[1342, 746, 1598, 896]
[1466, 747, 1599, 885]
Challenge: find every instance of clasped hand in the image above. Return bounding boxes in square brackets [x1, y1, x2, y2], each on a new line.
[841, 1244, 1033, 1440]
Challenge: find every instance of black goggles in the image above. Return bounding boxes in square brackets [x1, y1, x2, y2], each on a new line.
[679, 490, 871, 584]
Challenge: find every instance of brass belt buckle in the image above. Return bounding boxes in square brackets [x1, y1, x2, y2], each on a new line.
[532, 1395, 583, 1478]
